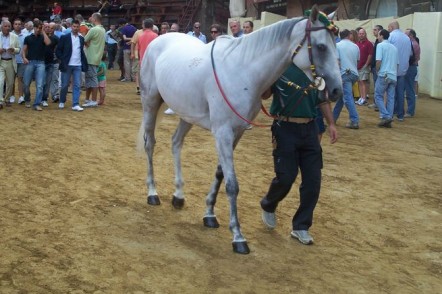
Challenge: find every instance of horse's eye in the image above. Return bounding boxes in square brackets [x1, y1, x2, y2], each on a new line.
[317, 44, 326, 51]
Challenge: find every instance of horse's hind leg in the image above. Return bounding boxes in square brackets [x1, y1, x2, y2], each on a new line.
[141, 90, 163, 205]
[203, 164, 223, 228]
[171, 119, 193, 208]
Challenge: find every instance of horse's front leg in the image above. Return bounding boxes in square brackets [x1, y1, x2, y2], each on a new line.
[214, 131, 250, 254]
[203, 164, 223, 228]
[171, 119, 193, 208]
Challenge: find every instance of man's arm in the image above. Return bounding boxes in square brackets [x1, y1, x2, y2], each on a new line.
[365, 54, 372, 68]
[21, 44, 29, 64]
[376, 60, 381, 72]
[319, 101, 338, 144]
[42, 30, 51, 45]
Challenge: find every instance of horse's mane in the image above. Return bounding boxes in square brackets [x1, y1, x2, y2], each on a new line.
[218, 17, 305, 62]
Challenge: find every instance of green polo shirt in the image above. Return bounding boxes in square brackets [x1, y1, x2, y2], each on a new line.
[270, 65, 321, 118]
[84, 25, 106, 66]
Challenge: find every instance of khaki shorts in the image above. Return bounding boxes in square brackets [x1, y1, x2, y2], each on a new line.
[358, 67, 370, 81]
[85, 64, 98, 88]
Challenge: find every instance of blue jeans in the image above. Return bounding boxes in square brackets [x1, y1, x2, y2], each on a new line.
[371, 67, 378, 84]
[333, 72, 359, 124]
[394, 75, 406, 119]
[60, 66, 82, 107]
[375, 76, 396, 120]
[405, 65, 417, 116]
[23, 60, 46, 107]
[42, 63, 54, 101]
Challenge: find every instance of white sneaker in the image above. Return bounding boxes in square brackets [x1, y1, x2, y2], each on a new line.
[357, 98, 367, 106]
[58, 102, 65, 109]
[18, 96, 25, 104]
[9, 96, 16, 103]
[83, 99, 90, 105]
[164, 108, 175, 115]
[82, 100, 98, 107]
[355, 97, 362, 105]
[291, 230, 314, 245]
[72, 105, 84, 112]
[41, 101, 49, 107]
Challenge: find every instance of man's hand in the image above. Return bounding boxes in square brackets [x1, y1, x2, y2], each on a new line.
[327, 124, 338, 144]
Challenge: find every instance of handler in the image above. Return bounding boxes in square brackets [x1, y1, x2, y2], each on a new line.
[260, 64, 337, 245]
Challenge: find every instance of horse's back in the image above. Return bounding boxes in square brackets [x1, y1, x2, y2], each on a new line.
[141, 33, 215, 127]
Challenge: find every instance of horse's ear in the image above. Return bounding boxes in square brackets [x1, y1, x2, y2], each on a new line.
[328, 10, 337, 21]
[310, 4, 319, 22]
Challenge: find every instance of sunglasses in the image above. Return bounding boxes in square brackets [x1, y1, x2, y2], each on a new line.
[210, 31, 218, 34]
[194, 26, 200, 29]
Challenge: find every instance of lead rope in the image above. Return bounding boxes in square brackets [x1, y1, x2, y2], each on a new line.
[210, 39, 271, 127]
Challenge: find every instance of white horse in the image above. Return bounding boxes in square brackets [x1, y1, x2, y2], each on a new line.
[138, 5, 342, 254]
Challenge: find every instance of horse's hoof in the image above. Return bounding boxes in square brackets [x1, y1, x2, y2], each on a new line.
[232, 241, 250, 254]
[147, 195, 161, 205]
[203, 216, 219, 228]
[171, 196, 185, 209]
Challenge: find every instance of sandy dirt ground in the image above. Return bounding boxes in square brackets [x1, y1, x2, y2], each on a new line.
[0, 70, 441, 293]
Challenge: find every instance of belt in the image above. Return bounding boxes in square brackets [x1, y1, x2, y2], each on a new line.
[1, 58, 12, 61]
[284, 117, 314, 124]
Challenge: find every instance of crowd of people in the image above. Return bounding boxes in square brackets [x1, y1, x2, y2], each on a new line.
[0, 12, 108, 111]
[333, 21, 420, 128]
[0, 7, 256, 113]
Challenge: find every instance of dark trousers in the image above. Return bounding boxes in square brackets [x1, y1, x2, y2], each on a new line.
[261, 120, 322, 230]
[106, 43, 117, 69]
[42, 63, 54, 101]
[117, 46, 125, 78]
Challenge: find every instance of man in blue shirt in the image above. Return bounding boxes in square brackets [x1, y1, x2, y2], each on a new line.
[105, 24, 118, 70]
[375, 29, 399, 128]
[333, 29, 360, 129]
[388, 21, 412, 121]
[187, 22, 206, 43]
[229, 19, 243, 37]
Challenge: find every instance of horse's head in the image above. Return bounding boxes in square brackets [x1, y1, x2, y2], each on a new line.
[292, 5, 343, 102]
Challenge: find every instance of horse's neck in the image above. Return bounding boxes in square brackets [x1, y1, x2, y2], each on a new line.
[224, 41, 292, 97]
[224, 20, 306, 96]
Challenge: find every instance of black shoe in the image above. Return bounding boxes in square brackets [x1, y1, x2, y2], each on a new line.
[345, 122, 359, 129]
[378, 118, 392, 128]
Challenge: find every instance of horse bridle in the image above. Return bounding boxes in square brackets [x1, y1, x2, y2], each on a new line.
[290, 18, 330, 90]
